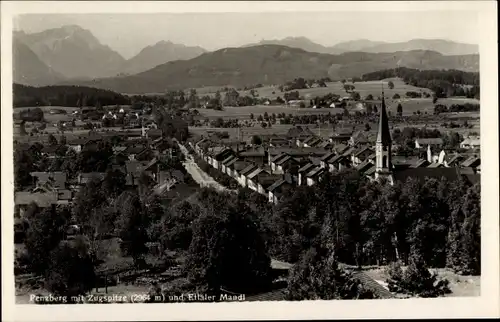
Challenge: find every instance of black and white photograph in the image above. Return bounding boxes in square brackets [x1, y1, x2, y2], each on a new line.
[2, 1, 498, 320]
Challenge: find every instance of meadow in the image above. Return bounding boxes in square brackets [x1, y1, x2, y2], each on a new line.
[192, 78, 432, 100]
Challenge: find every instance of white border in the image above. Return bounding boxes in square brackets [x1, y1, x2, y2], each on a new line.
[2, 1, 499, 321]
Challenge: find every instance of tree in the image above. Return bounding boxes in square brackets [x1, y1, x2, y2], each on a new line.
[397, 103, 403, 116]
[24, 206, 68, 274]
[432, 96, 438, 104]
[102, 168, 126, 199]
[365, 94, 374, 100]
[364, 123, 371, 131]
[73, 178, 106, 225]
[251, 135, 262, 145]
[156, 201, 200, 251]
[393, 93, 401, 99]
[458, 184, 481, 275]
[48, 134, 58, 146]
[287, 246, 376, 300]
[388, 81, 395, 89]
[386, 251, 451, 298]
[115, 193, 149, 266]
[250, 113, 254, 120]
[185, 195, 272, 295]
[351, 92, 361, 101]
[45, 239, 96, 301]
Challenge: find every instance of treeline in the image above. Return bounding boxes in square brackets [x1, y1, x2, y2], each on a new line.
[361, 68, 480, 99]
[434, 103, 480, 114]
[279, 77, 331, 92]
[13, 84, 131, 108]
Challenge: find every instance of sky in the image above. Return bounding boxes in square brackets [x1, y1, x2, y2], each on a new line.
[13, 11, 479, 59]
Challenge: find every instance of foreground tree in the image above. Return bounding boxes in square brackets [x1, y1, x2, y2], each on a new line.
[287, 246, 376, 300]
[386, 251, 450, 298]
[45, 238, 96, 302]
[24, 206, 68, 274]
[115, 192, 149, 267]
[185, 195, 272, 296]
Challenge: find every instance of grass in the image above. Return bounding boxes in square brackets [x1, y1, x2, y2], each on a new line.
[195, 105, 343, 120]
[192, 78, 433, 100]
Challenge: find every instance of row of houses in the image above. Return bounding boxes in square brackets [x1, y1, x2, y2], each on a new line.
[189, 124, 481, 205]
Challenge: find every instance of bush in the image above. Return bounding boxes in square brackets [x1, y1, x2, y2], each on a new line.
[386, 256, 451, 298]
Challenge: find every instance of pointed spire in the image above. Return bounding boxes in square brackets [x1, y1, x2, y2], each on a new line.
[377, 85, 392, 145]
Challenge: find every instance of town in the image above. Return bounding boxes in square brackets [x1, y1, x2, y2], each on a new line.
[12, 20, 481, 304]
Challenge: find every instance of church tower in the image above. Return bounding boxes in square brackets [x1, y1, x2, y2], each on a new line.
[375, 90, 393, 184]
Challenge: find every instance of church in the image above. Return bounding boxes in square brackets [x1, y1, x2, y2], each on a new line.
[366, 92, 479, 185]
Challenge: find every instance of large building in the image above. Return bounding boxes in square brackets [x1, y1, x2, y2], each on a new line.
[370, 92, 479, 185]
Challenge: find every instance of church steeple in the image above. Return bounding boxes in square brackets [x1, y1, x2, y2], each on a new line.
[377, 89, 392, 145]
[375, 87, 393, 184]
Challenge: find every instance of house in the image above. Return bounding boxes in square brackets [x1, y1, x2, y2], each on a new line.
[356, 160, 375, 174]
[78, 172, 106, 185]
[273, 154, 299, 174]
[194, 138, 208, 155]
[15, 192, 58, 216]
[206, 147, 234, 170]
[67, 138, 89, 153]
[124, 145, 148, 160]
[329, 132, 352, 144]
[238, 164, 259, 187]
[30, 172, 67, 189]
[221, 155, 238, 174]
[444, 154, 465, 168]
[461, 156, 481, 169]
[238, 148, 267, 165]
[349, 132, 370, 147]
[411, 159, 431, 168]
[302, 137, 322, 148]
[427, 162, 445, 168]
[325, 154, 350, 172]
[246, 168, 268, 192]
[229, 160, 252, 181]
[332, 143, 349, 155]
[267, 147, 328, 165]
[460, 138, 480, 150]
[414, 138, 443, 149]
[253, 173, 280, 196]
[317, 140, 335, 149]
[286, 126, 314, 139]
[268, 179, 294, 204]
[146, 128, 163, 140]
[305, 167, 326, 186]
[297, 163, 317, 186]
[320, 152, 336, 169]
[351, 147, 374, 167]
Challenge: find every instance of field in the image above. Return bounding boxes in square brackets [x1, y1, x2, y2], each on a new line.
[195, 105, 343, 120]
[193, 78, 432, 99]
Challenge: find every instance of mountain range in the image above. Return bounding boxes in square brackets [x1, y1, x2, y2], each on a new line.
[13, 25, 208, 84]
[244, 37, 479, 56]
[13, 25, 480, 92]
[64, 45, 479, 93]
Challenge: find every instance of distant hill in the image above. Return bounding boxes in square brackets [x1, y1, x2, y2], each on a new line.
[329, 39, 388, 54]
[13, 39, 65, 86]
[120, 40, 207, 75]
[244, 37, 333, 54]
[244, 37, 478, 56]
[61, 44, 479, 94]
[14, 25, 126, 79]
[357, 39, 479, 56]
